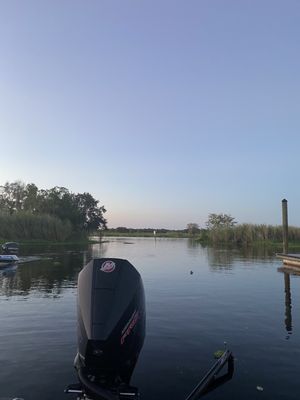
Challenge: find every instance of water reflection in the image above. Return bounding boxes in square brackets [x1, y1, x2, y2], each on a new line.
[207, 245, 277, 269]
[0, 254, 81, 298]
[0, 242, 109, 298]
[0, 264, 18, 277]
[207, 248, 235, 269]
[0, 241, 280, 297]
[284, 272, 292, 335]
[19, 242, 89, 256]
[0, 239, 300, 400]
[89, 240, 109, 258]
[186, 238, 207, 249]
[276, 266, 300, 337]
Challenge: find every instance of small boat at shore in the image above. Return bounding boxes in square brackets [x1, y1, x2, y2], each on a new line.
[0, 254, 19, 267]
[1, 242, 19, 255]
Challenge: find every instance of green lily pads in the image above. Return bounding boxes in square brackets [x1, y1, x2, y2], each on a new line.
[213, 350, 225, 359]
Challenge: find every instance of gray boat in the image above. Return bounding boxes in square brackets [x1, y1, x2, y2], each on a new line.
[0, 254, 19, 267]
[1, 242, 19, 255]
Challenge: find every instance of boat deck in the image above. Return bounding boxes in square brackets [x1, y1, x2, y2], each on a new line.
[276, 253, 300, 269]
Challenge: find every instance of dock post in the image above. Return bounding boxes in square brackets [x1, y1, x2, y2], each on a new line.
[282, 199, 288, 254]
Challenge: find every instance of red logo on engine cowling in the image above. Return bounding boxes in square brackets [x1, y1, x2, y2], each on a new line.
[120, 310, 139, 345]
[100, 260, 116, 273]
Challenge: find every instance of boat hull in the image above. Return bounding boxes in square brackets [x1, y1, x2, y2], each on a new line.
[0, 255, 19, 264]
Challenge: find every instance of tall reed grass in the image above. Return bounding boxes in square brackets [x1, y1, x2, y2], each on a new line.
[0, 212, 72, 241]
[207, 224, 300, 245]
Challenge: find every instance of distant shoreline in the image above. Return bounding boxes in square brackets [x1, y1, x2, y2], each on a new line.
[102, 230, 189, 238]
[2, 231, 300, 250]
[0, 238, 98, 246]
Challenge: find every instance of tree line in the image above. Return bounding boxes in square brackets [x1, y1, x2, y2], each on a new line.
[0, 181, 106, 241]
[187, 213, 300, 245]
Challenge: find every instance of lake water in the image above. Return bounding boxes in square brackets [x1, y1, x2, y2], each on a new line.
[0, 238, 299, 400]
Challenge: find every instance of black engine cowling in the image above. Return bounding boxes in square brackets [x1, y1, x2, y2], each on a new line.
[66, 257, 234, 400]
[75, 258, 145, 398]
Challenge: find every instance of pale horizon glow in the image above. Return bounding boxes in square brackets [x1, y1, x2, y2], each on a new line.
[1, 1, 300, 229]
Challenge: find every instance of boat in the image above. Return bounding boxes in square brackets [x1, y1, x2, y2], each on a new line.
[65, 258, 234, 400]
[1, 242, 19, 255]
[0, 254, 19, 267]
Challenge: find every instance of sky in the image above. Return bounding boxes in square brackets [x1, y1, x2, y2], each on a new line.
[0, 0, 300, 229]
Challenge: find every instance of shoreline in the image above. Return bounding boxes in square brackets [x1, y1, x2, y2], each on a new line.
[1, 236, 300, 251]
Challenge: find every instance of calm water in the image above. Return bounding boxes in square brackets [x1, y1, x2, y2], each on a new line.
[0, 238, 299, 400]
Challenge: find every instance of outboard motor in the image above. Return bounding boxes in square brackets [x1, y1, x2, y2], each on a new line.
[1, 242, 19, 255]
[66, 258, 234, 400]
[66, 258, 145, 400]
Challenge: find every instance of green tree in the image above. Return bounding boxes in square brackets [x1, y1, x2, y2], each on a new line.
[0, 181, 107, 236]
[75, 192, 107, 232]
[0, 181, 27, 213]
[23, 183, 39, 212]
[206, 213, 237, 229]
[187, 223, 200, 235]
[116, 227, 129, 233]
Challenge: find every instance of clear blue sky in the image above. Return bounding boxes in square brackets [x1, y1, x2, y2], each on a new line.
[1, 1, 300, 229]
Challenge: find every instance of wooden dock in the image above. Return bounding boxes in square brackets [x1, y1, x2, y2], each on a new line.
[276, 253, 300, 269]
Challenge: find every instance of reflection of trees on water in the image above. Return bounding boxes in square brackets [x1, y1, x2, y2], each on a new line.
[236, 245, 276, 261]
[0, 242, 108, 298]
[187, 239, 296, 338]
[207, 248, 235, 269]
[19, 242, 89, 256]
[0, 255, 81, 298]
[206, 245, 276, 270]
[89, 241, 109, 258]
[186, 238, 207, 249]
[184, 240, 276, 269]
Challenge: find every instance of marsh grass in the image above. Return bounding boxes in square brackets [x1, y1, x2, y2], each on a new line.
[0, 212, 72, 241]
[207, 223, 300, 246]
